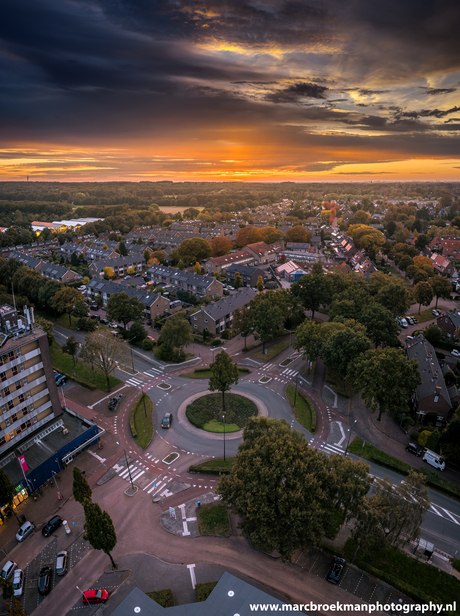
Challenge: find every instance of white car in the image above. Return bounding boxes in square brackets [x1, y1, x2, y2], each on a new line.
[12, 569, 24, 596]
[1, 560, 17, 580]
[452, 349, 460, 357]
[16, 520, 34, 542]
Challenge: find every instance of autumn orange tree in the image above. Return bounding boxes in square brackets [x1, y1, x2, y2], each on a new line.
[235, 226, 263, 248]
[210, 235, 233, 256]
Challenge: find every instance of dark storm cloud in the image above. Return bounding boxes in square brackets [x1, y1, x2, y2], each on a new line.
[420, 87, 457, 96]
[265, 82, 329, 103]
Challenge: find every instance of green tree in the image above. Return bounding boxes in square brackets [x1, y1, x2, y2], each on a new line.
[128, 321, 147, 344]
[80, 331, 128, 392]
[398, 254, 414, 272]
[439, 418, 460, 465]
[291, 270, 332, 319]
[0, 468, 19, 522]
[423, 324, 444, 345]
[413, 281, 434, 314]
[352, 471, 429, 554]
[234, 272, 243, 289]
[218, 417, 329, 561]
[51, 286, 83, 326]
[72, 299, 89, 320]
[107, 292, 145, 330]
[322, 327, 371, 380]
[83, 501, 117, 569]
[248, 292, 287, 353]
[294, 319, 324, 362]
[231, 305, 251, 348]
[376, 281, 410, 317]
[358, 302, 400, 348]
[118, 241, 128, 256]
[178, 238, 212, 263]
[143, 248, 151, 262]
[158, 313, 193, 356]
[208, 350, 239, 416]
[62, 334, 79, 365]
[326, 455, 371, 522]
[349, 347, 421, 421]
[72, 467, 92, 504]
[256, 275, 264, 292]
[430, 275, 452, 309]
[35, 316, 55, 346]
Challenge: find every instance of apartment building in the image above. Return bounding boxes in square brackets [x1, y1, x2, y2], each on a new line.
[0, 305, 61, 457]
[190, 288, 257, 335]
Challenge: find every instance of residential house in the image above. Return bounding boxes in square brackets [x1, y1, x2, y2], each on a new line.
[84, 246, 119, 262]
[146, 264, 224, 297]
[245, 241, 278, 264]
[406, 336, 452, 420]
[276, 261, 309, 282]
[85, 279, 170, 319]
[60, 242, 88, 260]
[225, 264, 266, 288]
[39, 263, 82, 284]
[89, 255, 146, 279]
[430, 253, 455, 276]
[8, 252, 44, 272]
[204, 250, 255, 274]
[190, 288, 257, 335]
[436, 310, 460, 339]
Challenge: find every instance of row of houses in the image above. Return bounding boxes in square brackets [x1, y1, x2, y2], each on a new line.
[8, 251, 81, 284]
[145, 264, 224, 298]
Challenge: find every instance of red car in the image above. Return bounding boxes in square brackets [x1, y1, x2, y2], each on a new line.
[82, 589, 109, 604]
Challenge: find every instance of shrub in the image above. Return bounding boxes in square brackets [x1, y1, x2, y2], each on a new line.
[426, 428, 441, 452]
[423, 412, 438, 427]
[418, 429, 432, 448]
[146, 590, 174, 608]
[141, 338, 155, 351]
[221, 329, 232, 340]
[211, 338, 222, 346]
[404, 417, 415, 427]
[195, 582, 218, 602]
[76, 317, 97, 332]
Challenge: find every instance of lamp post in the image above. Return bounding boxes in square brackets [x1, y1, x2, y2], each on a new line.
[287, 329, 295, 360]
[139, 384, 147, 418]
[51, 470, 62, 500]
[116, 441, 134, 489]
[344, 419, 357, 457]
[222, 414, 226, 462]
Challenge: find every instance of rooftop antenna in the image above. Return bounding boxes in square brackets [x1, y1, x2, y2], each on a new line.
[11, 283, 16, 312]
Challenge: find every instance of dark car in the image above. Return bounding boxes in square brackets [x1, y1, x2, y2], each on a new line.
[100, 318, 108, 325]
[327, 557, 346, 584]
[406, 443, 423, 457]
[146, 319, 152, 326]
[90, 314, 101, 321]
[90, 304, 99, 311]
[42, 515, 63, 537]
[38, 566, 52, 594]
[161, 413, 173, 429]
[55, 374, 67, 386]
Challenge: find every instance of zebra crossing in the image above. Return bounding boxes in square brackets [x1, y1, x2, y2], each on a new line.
[126, 376, 145, 387]
[320, 441, 346, 455]
[144, 367, 163, 377]
[281, 368, 298, 377]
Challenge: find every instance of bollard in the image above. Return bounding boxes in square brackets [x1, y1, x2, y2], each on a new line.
[197, 501, 201, 507]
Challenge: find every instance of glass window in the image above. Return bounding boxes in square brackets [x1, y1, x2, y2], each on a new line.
[5, 418, 11, 426]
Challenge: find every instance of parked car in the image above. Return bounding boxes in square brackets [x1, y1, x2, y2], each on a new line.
[452, 349, 460, 357]
[55, 374, 67, 386]
[124, 275, 131, 279]
[42, 515, 63, 537]
[109, 322, 118, 328]
[400, 318, 408, 329]
[16, 521, 34, 542]
[406, 443, 423, 457]
[100, 318, 108, 325]
[423, 449, 445, 471]
[90, 304, 99, 311]
[90, 314, 101, 321]
[147, 335, 155, 342]
[56, 551, 68, 576]
[146, 319, 152, 326]
[12, 569, 24, 596]
[54, 373, 63, 382]
[161, 412, 173, 429]
[1, 561, 17, 580]
[327, 557, 346, 584]
[38, 566, 52, 595]
[82, 589, 109, 604]
[432, 309, 440, 317]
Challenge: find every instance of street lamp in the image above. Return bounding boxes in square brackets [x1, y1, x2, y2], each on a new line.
[51, 470, 62, 500]
[287, 329, 295, 360]
[344, 419, 357, 457]
[139, 384, 147, 418]
[222, 414, 226, 462]
[116, 441, 134, 489]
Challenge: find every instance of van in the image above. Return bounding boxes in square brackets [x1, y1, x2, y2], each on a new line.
[423, 449, 445, 471]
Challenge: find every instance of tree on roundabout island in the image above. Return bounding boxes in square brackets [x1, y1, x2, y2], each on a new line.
[208, 350, 239, 416]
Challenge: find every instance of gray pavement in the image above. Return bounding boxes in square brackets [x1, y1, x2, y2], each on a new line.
[161, 492, 220, 537]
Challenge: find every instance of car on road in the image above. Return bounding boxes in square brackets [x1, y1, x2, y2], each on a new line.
[452, 349, 460, 357]
[38, 566, 52, 595]
[42, 515, 63, 537]
[147, 335, 155, 342]
[82, 589, 109, 604]
[1, 561, 17, 580]
[56, 551, 68, 576]
[406, 443, 423, 457]
[12, 569, 24, 596]
[161, 412, 173, 429]
[55, 374, 67, 386]
[16, 521, 34, 542]
[327, 557, 346, 584]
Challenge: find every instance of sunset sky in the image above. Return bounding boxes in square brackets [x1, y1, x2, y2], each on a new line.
[1, 0, 460, 182]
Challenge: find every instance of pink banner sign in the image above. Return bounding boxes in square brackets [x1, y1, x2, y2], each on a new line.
[18, 455, 28, 472]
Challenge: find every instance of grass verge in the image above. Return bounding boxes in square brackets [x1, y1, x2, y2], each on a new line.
[186, 393, 258, 430]
[348, 437, 460, 502]
[50, 343, 121, 392]
[197, 502, 231, 537]
[343, 539, 460, 611]
[129, 393, 153, 449]
[253, 339, 290, 362]
[180, 368, 250, 379]
[195, 582, 218, 602]
[202, 419, 240, 433]
[409, 307, 442, 324]
[286, 385, 317, 433]
[146, 590, 174, 608]
[189, 458, 234, 475]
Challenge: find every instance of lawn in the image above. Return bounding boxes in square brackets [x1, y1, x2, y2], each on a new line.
[343, 539, 460, 611]
[197, 502, 231, 537]
[50, 343, 121, 392]
[189, 458, 234, 474]
[286, 385, 316, 433]
[202, 419, 240, 433]
[180, 367, 250, 379]
[129, 393, 154, 449]
[253, 339, 290, 362]
[186, 393, 258, 430]
[408, 306, 441, 324]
